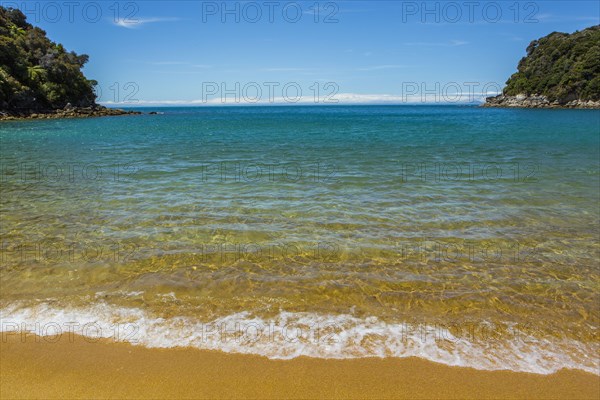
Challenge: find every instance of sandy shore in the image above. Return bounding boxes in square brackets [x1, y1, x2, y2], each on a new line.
[1, 333, 598, 400]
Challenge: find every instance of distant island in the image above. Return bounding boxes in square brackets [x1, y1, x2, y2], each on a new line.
[484, 25, 600, 109]
[0, 6, 139, 120]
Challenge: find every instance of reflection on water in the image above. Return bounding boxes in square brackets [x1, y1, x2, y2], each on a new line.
[1, 106, 599, 372]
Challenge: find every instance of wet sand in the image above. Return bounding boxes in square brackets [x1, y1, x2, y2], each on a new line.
[1, 333, 598, 399]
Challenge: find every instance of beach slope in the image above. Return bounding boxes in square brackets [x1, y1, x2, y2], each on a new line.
[1, 334, 598, 399]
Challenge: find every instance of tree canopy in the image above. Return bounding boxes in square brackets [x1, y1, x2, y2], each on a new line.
[503, 25, 600, 101]
[0, 6, 97, 112]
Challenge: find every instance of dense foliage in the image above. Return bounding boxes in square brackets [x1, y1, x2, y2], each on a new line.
[0, 6, 96, 111]
[503, 25, 600, 101]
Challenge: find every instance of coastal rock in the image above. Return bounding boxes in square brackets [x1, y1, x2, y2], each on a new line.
[0, 7, 142, 122]
[0, 106, 141, 121]
[482, 94, 600, 109]
[483, 26, 599, 109]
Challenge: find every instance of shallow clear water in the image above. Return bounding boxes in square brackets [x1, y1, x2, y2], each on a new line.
[1, 106, 599, 373]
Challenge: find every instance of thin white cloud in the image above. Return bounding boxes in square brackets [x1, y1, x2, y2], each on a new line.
[113, 17, 180, 29]
[149, 61, 189, 66]
[403, 40, 468, 47]
[357, 65, 410, 71]
[101, 91, 500, 107]
[536, 13, 553, 21]
[532, 13, 598, 23]
[261, 68, 315, 72]
[150, 70, 211, 75]
[302, 5, 330, 15]
[148, 62, 212, 69]
[499, 33, 523, 42]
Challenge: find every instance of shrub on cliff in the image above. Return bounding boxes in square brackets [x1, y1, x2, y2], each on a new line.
[503, 25, 600, 101]
[0, 6, 97, 112]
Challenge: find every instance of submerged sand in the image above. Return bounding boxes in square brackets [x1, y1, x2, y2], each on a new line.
[1, 333, 598, 399]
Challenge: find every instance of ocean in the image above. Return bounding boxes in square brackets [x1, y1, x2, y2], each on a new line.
[1, 105, 599, 374]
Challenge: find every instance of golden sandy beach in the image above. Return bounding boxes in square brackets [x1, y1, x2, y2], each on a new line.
[1, 333, 598, 400]
[2, 3, 600, 400]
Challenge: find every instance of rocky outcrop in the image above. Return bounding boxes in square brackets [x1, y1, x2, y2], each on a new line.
[483, 26, 600, 109]
[0, 105, 141, 121]
[483, 94, 600, 109]
[502, 26, 600, 103]
[1, 7, 144, 121]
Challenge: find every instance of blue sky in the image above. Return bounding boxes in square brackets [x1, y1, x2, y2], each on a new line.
[5, 1, 599, 105]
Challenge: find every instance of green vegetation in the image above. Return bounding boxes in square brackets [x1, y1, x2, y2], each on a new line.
[0, 6, 97, 112]
[503, 25, 600, 101]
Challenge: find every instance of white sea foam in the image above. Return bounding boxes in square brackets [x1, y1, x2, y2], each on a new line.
[1, 302, 598, 375]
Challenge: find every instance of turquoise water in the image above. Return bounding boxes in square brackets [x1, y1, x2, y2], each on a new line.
[1, 106, 599, 373]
